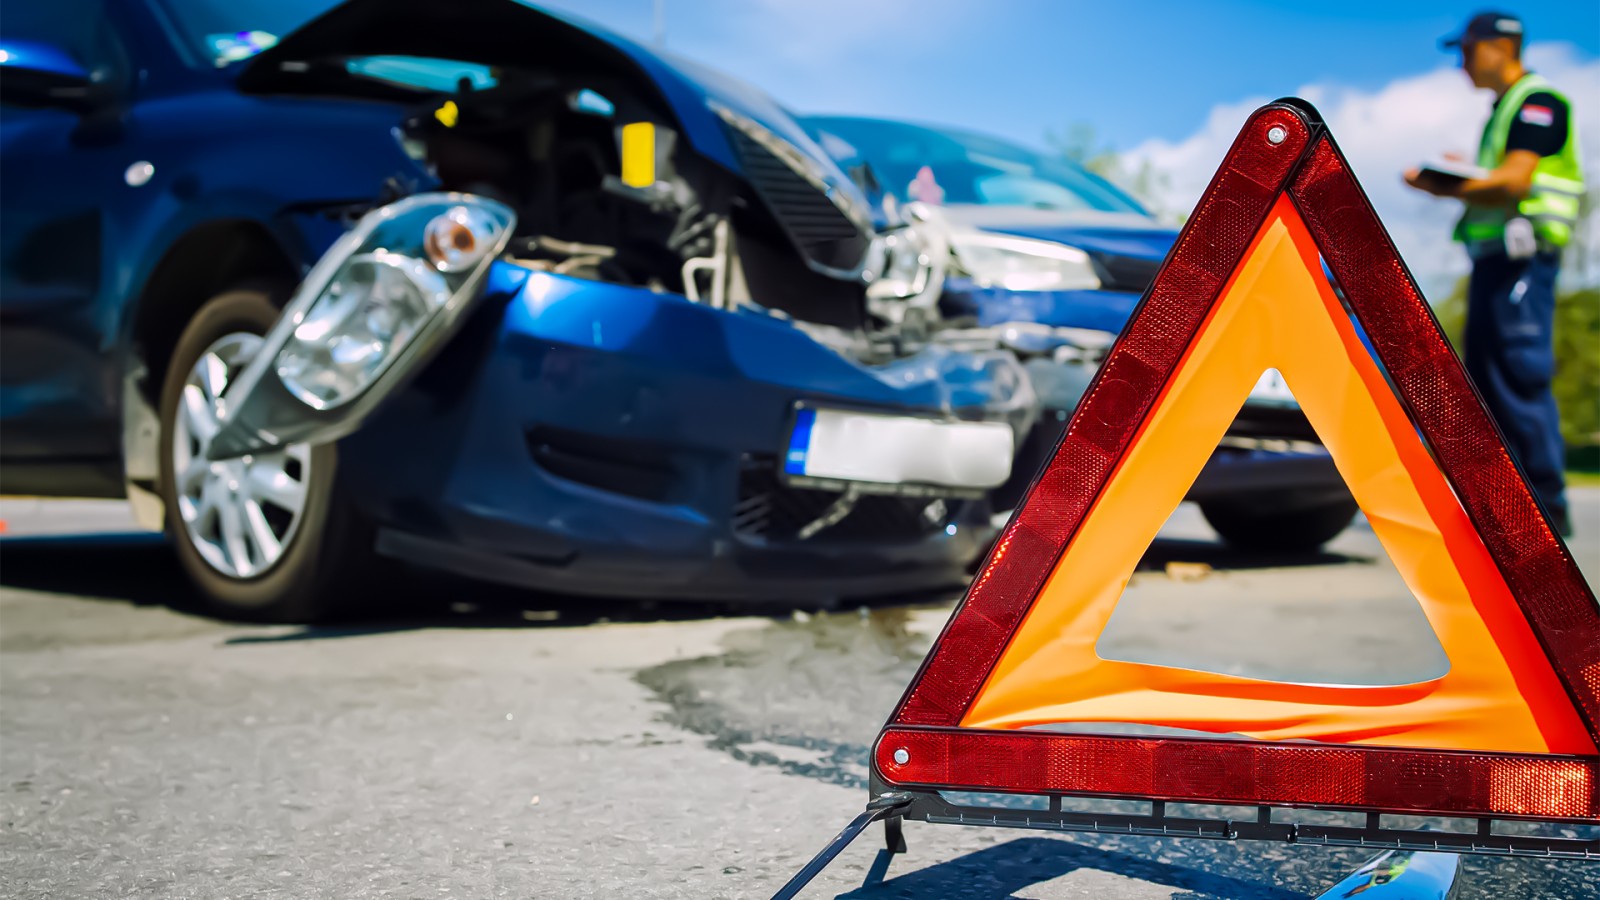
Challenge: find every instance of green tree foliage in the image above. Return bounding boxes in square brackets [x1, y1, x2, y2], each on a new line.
[1553, 286, 1600, 466]
[1433, 278, 1600, 468]
[1047, 121, 1121, 178]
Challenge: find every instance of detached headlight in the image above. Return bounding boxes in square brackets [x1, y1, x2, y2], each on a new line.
[866, 228, 932, 299]
[949, 232, 1101, 292]
[274, 194, 514, 410]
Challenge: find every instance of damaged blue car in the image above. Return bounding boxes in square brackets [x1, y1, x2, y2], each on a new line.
[0, 0, 1035, 621]
[802, 115, 1359, 552]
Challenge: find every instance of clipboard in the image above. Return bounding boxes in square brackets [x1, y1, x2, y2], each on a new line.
[1417, 158, 1490, 183]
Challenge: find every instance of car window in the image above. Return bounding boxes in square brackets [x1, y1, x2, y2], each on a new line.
[805, 117, 1148, 216]
[345, 57, 499, 93]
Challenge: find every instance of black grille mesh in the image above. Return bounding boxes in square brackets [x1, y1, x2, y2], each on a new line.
[724, 128, 870, 271]
[735, 455, 955, 543]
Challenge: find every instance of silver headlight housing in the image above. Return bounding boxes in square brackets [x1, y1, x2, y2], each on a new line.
[205, 193, 515, 460]
[274, 194, 514, 410]
[949, 231, 1102, 292]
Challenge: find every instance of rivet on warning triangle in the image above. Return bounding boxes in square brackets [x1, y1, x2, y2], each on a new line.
[768, 97, 1599, 899]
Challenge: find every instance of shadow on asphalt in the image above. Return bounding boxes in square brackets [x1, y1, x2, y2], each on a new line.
[1133, 537, 1367, 572]
[0, 527, 1367, 638]
[837, 838, 1309, 900]
[0, 532, 196, 610]
[0, 530, 774, 635]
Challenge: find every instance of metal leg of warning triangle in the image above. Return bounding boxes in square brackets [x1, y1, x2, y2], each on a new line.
[768, 793, 913, 900]
[885, 813, 906, 854]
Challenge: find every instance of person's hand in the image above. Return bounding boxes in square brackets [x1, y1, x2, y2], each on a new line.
[1403, 167, 1429, 191]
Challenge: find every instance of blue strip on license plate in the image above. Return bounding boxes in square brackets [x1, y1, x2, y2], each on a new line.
[785, 407, 816, 475]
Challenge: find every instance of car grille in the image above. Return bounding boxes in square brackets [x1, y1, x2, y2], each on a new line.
[734, 455, 956, 543]
[526, 427, 677, 502]
[724, 127, 871, 273]
[1090, 251, 1164, 293]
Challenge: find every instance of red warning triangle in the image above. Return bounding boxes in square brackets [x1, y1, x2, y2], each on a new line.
[875, 100, 1600, 823]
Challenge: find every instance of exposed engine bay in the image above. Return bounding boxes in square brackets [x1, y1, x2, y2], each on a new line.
[398, 74, 861, 313]
[386, 67, 974, 369]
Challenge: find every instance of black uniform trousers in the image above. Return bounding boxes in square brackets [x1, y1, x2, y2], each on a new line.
[1461, 249, 1568, 526]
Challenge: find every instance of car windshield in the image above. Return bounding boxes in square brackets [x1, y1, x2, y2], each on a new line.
[153, 0, 338, 68]
[804, 116, 1148, 215]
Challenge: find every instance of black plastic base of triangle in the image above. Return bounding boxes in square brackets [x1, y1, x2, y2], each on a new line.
[872, 776, 1598, 860]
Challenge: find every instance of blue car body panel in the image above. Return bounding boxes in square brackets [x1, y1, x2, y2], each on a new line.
[0, 86, 424, 458]
[987, 223, 1177, 264]
[941, 280, 1143, 333]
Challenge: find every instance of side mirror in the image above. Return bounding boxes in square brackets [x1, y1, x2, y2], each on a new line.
[0, 39, 115, 112]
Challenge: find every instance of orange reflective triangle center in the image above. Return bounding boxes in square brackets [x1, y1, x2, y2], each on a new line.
[962, 196, 1593, 756]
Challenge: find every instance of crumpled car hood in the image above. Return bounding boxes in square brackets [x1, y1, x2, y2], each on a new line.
[236, 0, 867, 220]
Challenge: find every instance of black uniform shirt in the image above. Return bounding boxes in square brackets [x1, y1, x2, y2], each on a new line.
[1496, 86, 1571, 157]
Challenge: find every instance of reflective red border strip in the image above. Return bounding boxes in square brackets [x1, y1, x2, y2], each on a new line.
[890, 105, 1313, 728]
[878, 728, 1600, 822]
[1289, 137, 1600, 739]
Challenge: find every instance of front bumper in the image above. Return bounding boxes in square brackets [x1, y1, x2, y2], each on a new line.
[335, 264, 1022, 601]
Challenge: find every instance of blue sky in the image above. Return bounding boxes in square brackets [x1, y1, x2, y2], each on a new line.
[535, 0, 1599, 152]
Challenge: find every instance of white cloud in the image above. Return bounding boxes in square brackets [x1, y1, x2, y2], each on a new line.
[1123, 42, 1600, 300]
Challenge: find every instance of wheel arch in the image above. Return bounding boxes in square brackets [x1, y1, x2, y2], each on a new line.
[122, 220, 302, 529]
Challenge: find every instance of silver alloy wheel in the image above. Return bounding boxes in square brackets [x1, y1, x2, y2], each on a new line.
[171, 333, 313, 579]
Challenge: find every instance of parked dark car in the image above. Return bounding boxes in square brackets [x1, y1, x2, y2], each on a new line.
[802, 115, 1360, 552]
[0, 0, 1036, 621]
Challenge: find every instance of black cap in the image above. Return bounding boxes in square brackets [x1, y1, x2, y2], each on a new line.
[1441, 11, 1524, 49]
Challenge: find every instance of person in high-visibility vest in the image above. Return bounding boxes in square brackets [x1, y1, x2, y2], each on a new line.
[1405, 10, 1584, 537]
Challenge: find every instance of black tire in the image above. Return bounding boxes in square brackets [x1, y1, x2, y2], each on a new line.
[157, 284, 373, 623]
[1199, 498, 1360, 554]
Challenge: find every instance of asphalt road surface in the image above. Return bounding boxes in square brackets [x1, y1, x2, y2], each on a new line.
[3, 493, 1598, 899]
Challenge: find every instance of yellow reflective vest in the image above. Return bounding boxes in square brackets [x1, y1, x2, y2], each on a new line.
[1454, 73, 1585, 248]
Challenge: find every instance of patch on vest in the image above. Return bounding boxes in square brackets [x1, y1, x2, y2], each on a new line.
[1520, 104, 1554, 127]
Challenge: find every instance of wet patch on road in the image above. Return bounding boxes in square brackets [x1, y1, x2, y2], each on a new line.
[636, 605, 936, 792]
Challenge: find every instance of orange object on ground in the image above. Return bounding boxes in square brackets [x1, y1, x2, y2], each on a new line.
[962, 195, 1592, 757]
[873, 101, 1600, 823]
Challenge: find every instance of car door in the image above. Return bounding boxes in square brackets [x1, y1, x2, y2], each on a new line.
[0, 0, 139, 484]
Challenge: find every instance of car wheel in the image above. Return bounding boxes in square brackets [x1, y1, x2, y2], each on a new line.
[157, 284, 373, 622]
[1199, 497, 1360, 554]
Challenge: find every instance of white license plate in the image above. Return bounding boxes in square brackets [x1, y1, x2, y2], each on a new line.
[1248, 368, 1299, 406]
[784, 406, 1014, 491]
